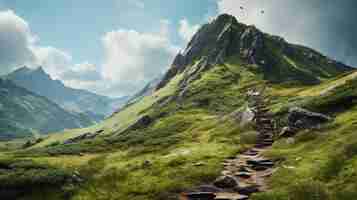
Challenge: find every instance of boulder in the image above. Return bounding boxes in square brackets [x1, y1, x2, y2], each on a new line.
[213, 175, 239, 188]
[126, 115, 153, 131]
[279, 126, 295, 138]
[287, 107, 331, 130]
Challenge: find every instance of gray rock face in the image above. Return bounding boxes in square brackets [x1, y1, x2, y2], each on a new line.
[127, 115, 153, 131]
[287, 107, 331, 129]
[240, 26, 264, 64]
[63, 131, 103, 144]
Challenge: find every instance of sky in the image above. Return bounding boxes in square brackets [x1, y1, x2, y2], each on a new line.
[0, 0, 356, 97]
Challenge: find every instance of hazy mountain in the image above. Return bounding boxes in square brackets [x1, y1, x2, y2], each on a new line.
[5, 67, 129, 121]
[0, 78, 94, 140]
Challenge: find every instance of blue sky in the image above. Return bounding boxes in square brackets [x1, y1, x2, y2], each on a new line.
[0, 0, 356, 97]
[0, 0, 216, 65]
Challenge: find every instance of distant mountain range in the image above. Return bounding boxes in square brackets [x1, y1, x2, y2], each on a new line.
[0, 78, 94, 140]
[5, 66, 129, 121]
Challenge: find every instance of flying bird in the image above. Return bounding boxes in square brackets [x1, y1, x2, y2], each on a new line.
[240, 6, 244, 10]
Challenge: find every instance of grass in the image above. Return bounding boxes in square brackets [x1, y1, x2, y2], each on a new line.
[252, 105, 357, 200]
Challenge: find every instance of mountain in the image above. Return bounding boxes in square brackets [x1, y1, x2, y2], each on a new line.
[0, 78, 94, 140]
[5, 67, 129, 120]
[157, 14, 351, 90]
[1, 14, 357, 200]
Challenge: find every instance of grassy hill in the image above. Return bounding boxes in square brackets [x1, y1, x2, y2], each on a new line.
[0, 14, 356, 200]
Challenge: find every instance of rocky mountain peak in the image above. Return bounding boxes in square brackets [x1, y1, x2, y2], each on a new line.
[156, 14, 261, 90]
[156, 14, 353, 91]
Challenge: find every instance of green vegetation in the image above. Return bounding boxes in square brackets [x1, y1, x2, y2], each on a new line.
[252, 105, 357, 200]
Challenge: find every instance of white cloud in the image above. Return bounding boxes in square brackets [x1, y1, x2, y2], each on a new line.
[0, 10, 36, 74]
[101, 20, 178, 95]
[0, 10, 102, 92]
[179, 19, 200, 42]
[0, 10, 180, 97]
[32, 46, 73, 79]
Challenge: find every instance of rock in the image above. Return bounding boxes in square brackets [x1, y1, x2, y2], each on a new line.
[230, 107, 255, 126]
[195, 185, 222, 193]
[213, 175, 239, 188]
[234, 172, 251, 179]
[240, 26, 264, 64]
[279, 126, 295, 138]
[247, 159, 274, 170]
[143, 160, 152, 167]
[215, 192, 249, 200]
[126, 115, 153, 131]
[193, 162, 205, 167]
[182, 192, 216, 200]
[236, 185, 259, 195]
[286, 137, 296, 145]
[287, 107, 331, 130]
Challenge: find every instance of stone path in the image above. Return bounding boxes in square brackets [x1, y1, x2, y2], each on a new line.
[180, 89, 275, 200]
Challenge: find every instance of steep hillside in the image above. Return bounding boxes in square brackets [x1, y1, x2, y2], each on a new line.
[0, 78, 93, 140]
[5, 67, 129, 120]
[0, 14, 356, 200]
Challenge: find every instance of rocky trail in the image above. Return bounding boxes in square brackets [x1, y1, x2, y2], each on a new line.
[181, 89, 276, 200]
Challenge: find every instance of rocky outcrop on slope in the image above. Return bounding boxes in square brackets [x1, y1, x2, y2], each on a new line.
[280, 107, 331, 137]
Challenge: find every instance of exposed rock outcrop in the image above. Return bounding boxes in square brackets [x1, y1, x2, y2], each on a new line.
[280, 107, 331, 137]
[288, 107, 331, 128]
[63, 131, 103, 145]
[240, 26, 264, 64]
[125, 115, 153, 132]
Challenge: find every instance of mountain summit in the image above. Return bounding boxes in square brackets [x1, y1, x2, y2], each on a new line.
[157, 14, 352, 90]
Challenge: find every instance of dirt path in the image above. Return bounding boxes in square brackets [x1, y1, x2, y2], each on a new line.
[181, 89, 275, 200]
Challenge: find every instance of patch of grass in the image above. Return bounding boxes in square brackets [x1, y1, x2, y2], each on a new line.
[257, 105, 357, 200]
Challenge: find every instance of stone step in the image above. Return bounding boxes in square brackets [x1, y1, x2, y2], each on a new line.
[195, 185, 223, 193]
[181, 192, 216, 200]
[254, 143, 272, 148]
[257, 137, 274, 142]
[236, 166, 252, 173]
[247, 159, 274, 168]
[257, 118, 272, 123]
[242, 151, 258, 156]
[236, 185, 260, 196]
[234, 172, 252, 179]
[214, 192, 249, 200]
[257, 141, 273, 146]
